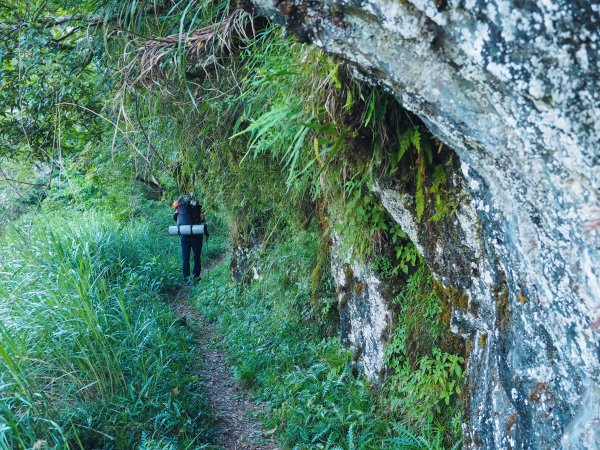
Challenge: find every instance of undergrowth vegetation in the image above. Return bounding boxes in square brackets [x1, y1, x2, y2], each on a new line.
[0, 205, 211, 449]
[193, 228, 463, 449]
[1, 1, 466, 449]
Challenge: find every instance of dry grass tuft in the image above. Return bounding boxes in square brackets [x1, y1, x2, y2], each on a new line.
[121, 9, 254, 91]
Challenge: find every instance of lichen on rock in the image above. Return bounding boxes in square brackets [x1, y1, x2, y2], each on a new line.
[330, 234, 392, 380]
[249, 0, 600, 446]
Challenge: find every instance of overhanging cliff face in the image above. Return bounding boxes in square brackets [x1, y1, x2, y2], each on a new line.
[248, 0, 600, 448]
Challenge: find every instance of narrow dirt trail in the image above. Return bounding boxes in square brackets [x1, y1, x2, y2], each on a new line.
[170, 256, 277, 450]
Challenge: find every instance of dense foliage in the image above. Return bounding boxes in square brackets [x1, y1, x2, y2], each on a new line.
[1, 0, 466, 448]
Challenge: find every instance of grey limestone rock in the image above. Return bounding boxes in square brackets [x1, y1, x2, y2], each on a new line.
[330, 233, 392, 380]
[249, 0, 600, 447]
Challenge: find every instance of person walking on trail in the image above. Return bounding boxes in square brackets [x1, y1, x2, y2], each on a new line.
[173, 194, 207, 281]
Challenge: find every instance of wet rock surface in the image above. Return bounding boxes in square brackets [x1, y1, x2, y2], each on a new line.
[249, 0, 600, 447]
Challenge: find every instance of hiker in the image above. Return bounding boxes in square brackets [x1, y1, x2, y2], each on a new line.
[173, 194, 207, 281]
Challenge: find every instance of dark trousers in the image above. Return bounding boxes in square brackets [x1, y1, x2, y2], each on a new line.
[180, 235, 203, 278]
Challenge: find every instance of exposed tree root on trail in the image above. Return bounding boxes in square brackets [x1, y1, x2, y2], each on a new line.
[170, 259, 277, 450]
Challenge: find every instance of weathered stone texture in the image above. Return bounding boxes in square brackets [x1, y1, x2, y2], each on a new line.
[250, 0, 600, 447]
[330, 234, 392, 380]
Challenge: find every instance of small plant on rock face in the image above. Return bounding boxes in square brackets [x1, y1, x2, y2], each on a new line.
[383, 265, 464, 445]
[372, 223, 420, 279]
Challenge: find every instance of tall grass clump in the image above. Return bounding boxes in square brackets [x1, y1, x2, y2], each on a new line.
[0, 207, 211, 449]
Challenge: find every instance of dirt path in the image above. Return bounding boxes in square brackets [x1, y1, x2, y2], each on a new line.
[171, 257, 277, 450]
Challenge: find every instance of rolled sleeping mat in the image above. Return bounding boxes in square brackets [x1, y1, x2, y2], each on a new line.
[168, 224, 207, 236]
